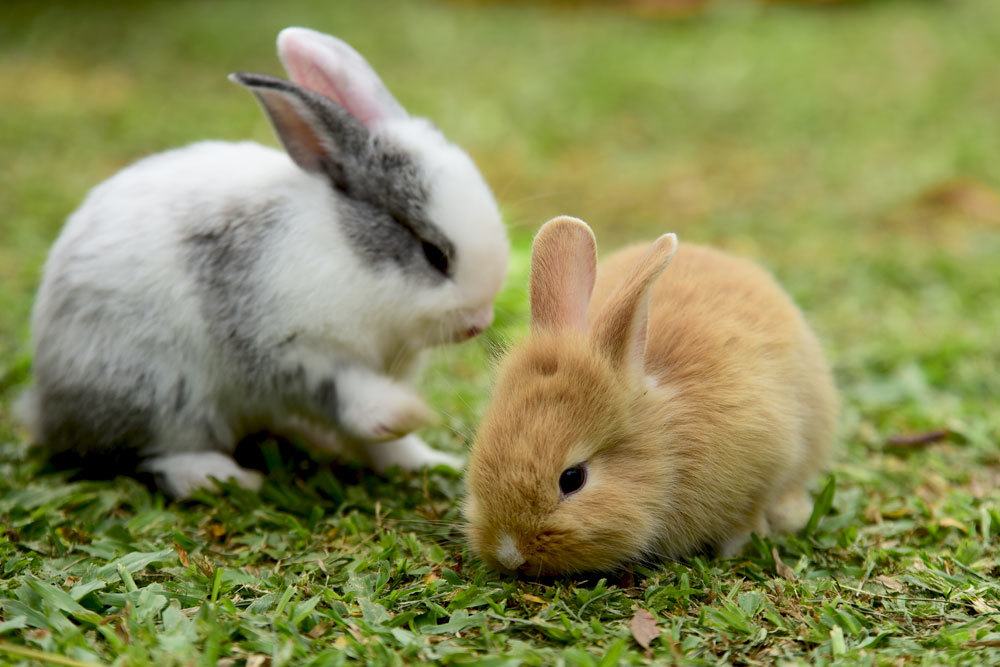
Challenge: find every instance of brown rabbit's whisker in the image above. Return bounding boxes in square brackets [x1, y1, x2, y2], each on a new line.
[389, 518, 462, 527]
[428, 408, 472, 441]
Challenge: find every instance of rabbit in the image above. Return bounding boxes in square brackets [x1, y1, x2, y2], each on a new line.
[16, 27, 509, 498]
[464, 216, 837, 575]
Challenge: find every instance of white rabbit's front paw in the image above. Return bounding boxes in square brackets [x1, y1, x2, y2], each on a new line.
[142, 452, 264, 499]
[338, 372, 436, 442]
[365, 434, 464, 473]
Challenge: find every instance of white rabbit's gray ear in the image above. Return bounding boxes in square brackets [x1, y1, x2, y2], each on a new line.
[277, 27, 407, 128]
[230, 72, 364, 182]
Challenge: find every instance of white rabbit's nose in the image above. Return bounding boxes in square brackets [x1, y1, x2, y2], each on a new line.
[466, 305, 494, 335]
[451, 304, 495, 342]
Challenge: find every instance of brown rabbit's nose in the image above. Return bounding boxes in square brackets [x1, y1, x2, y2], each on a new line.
[495, 533, 526, 570]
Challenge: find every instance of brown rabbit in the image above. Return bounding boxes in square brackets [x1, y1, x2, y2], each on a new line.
[464, 216, 838, 575]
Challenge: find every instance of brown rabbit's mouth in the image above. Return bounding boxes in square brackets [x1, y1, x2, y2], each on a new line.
[476, 526, 627, 577]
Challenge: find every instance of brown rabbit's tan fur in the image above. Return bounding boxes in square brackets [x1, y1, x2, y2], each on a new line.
[465, 216, 838, 575]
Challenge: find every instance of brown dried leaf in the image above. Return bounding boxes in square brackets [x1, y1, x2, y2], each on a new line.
[58, 526, 89, 544]
[522, 593, 547, 605]
[772, 547, 797, 581]
[864, 503, 883, 524]
[917, 178, 1000, 223]
[971, 598, 999, 615]
[938, 517, 968, 533]
[116, 616, 132, 644]
[885, 429, 950, 448]
[307, 622, 331, 639]
[629, 608, 660, 650]
[206, 523, 226, 540]
[194, 555, 214, 578]
[875, 575, 905, 593]
[174, 543, 190, 568]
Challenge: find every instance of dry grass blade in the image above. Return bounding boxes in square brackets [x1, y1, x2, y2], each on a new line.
[0, 643, 105, 667]
[772, 547, 797, 581]
[885, 429, 950, 449]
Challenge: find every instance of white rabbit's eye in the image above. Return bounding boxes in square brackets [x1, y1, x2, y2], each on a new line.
[559, 464, 587, 497]
[389, 211, 451, 277]
[421, 240, 450, 276]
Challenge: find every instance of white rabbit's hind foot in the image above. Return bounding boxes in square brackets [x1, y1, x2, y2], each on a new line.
[365, 434, 464, 473]
[337, 370, 436, 442]
[142, 451, 264, 499]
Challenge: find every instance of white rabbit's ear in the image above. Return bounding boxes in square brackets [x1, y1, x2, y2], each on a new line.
[530, 216, 598, 333]
[230, 72, 365, 182]
[277, 27, 407, 128]
[591, 233, 677, 373]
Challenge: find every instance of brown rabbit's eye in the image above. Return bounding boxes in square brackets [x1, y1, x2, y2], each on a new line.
[559, 464, 587, 496]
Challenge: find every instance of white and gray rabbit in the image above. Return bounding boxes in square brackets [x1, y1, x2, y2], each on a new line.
[17, 27, 509, 497]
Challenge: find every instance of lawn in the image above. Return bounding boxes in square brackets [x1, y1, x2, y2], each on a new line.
[1, 0, 999, 664]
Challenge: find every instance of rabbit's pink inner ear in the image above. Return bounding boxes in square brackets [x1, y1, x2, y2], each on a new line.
[623, 291, 653, 375]
[250, 87, 329, 173]
[592, 233, 677, 371]
[529, 217, 598, 333]
[278, 28, 407, 127]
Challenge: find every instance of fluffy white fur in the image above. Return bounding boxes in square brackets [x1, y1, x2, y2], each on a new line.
[21, 28, 508, 496]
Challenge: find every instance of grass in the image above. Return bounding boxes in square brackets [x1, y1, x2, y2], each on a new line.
[1, 0, 999, 664]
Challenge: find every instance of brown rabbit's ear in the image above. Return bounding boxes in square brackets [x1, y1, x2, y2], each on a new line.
[530, 216, 598, 332]
[591, 233, 678, 372]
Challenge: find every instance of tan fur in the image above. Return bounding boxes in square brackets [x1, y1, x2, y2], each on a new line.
[529, 216, 597, 332]
[465, 218, 839, 575]
[591, 232, 676, 370]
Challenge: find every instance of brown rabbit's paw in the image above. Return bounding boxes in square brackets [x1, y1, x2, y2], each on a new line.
[767, 489, 814, 534]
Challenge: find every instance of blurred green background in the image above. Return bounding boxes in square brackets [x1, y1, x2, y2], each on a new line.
[0, 1, 999, 662]
[2, 1, 1000, 396]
